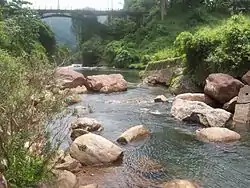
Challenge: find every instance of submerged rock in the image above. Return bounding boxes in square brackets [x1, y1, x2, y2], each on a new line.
[72, 106, 92, 117]
[204, 73, 244, 104]
[196, 127, 241, 142]
[84, 74, 127, 93]
[70, 85, 88, 94]
[171, 99, 232, 127]
[70, 133, 123, 166]
[55, 67, 86, 89]
[163, 179, 200, 188]
[175, 93, 217, 107]
[154, 95, 168, 102]
[117, 125, 150, 145]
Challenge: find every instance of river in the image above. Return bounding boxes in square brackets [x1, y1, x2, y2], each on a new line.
[56, 67, 250, 188]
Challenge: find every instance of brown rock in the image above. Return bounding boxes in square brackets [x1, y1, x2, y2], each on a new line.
[163, 179, 200, 188]
[143, 69, 173, 86]
[70, 133, 123, 166]
[70, 86, 87, 94]
[117, 125, 150, 145]
[175, 93, 217, 107]
[204, 73, 244, 104]
[196, 127, 241, 142]
[242, 70, 250, 85]
[55, 155, 81, 172]
[54, 170, 78, 188]
[71, 117, 103, 132]
[55, 67, 86, 89]
[223, 96, 238, 113]
[79, 184, 98, 188]
[171, 99, 232, 127]
[84, 74, 127, 93]
[71, 129, 89, 141]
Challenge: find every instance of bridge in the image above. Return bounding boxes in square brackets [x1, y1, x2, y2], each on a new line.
[35, 9, 146, 19]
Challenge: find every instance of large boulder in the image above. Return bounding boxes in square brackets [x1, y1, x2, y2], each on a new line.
[196, 127, 241, 142]
[70, 133, 123, 166]
[163, 179, 200, 188]
[84, 74, 127, 93]
[175, 93, 217, 107]
[242, 70, 250, 85]
[55, 67, 86, 89]
[171, 99, 232, 127]
[204, 73, 244, 104]
[143, 69, 173, 86]
[117, 125, 150, 145]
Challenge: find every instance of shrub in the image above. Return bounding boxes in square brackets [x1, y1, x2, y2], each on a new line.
[174, 14, 250, 84]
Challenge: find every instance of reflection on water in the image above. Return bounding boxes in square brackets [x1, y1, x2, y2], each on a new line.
[56, 68, 250, 188]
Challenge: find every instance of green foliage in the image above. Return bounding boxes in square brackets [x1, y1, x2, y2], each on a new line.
[174, 14, 250, 84]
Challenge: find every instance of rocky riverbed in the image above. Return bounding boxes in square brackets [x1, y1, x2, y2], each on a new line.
[49, 67, 250, 188]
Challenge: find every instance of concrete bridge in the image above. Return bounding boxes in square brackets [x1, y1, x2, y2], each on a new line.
[35, 9, 146, 19]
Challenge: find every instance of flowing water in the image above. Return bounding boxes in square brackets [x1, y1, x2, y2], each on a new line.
[56, 67, 250, 188]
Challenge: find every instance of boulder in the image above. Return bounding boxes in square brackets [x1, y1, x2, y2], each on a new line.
[117, 125, 150, 145]
[170, 74, 202, 95]
[54, 170, 78, 188]
[196, 127, 241, 142]
[79, 184, 98, 188]
[55, 155, 81, 172]
[71, 129, 89, 141]
[242, 70, 250, 85]
[171, 99, 232, 127]
[55, 67, 86, 89]
[70, 86, 88, 94]
[154, 95, 168, 103]
[223, 96, 238, 113]
[163, 179, 200, 188]
[70, 133, 123, 166]
[84, 74, 127, 93]
[143, 69, 173, 86]
[175, 93, 217, 107]
[71, 118, 103, 132]
[204, 73, 244, 104]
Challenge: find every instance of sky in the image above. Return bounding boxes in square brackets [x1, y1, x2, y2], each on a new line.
[27, 0, 124, 10]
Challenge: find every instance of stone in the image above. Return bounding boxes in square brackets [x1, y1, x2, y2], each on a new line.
[196, 127, 241, 142]
[233, 85, 250, 128]
[55, 155, 81, 172]
[79, 184, 98, 188]
[242, 70, 250, 85]
[143, 69, 173, 86]
[70, 86, 88, 94]
[171, 99, 232, 127]
[170, 74, 202, 95]
[154, 95, 168, 102]
[54, 170, 78, 188]
[117, 125, 150, 145]
[73, 106, 92, 117]
[71, 129, 89, 141]
[70, 133, 123, 166]
[163, 179, 200, 188]
[175, 93, 217, 107]
[204, 73, 244, 104]
[84, 74, 127, 93]
[64, 95, 81, 106]
[55, 67, 86, 89]
[71, 117, 103, 132]
[223, 96, 238, 113]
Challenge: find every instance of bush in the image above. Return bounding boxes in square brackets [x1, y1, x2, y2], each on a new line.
[174, 14, 250, 84]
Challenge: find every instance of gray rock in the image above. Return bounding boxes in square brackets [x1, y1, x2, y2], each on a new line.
[171, 99, 232, 127]
[154, 95, 168, 102]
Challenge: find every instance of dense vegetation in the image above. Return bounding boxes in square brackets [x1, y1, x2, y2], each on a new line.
[0, 1, 67, 187]
[72, 0, 250, 83]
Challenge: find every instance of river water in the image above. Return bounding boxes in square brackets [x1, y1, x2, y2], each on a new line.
[57, 68, 250, 188]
